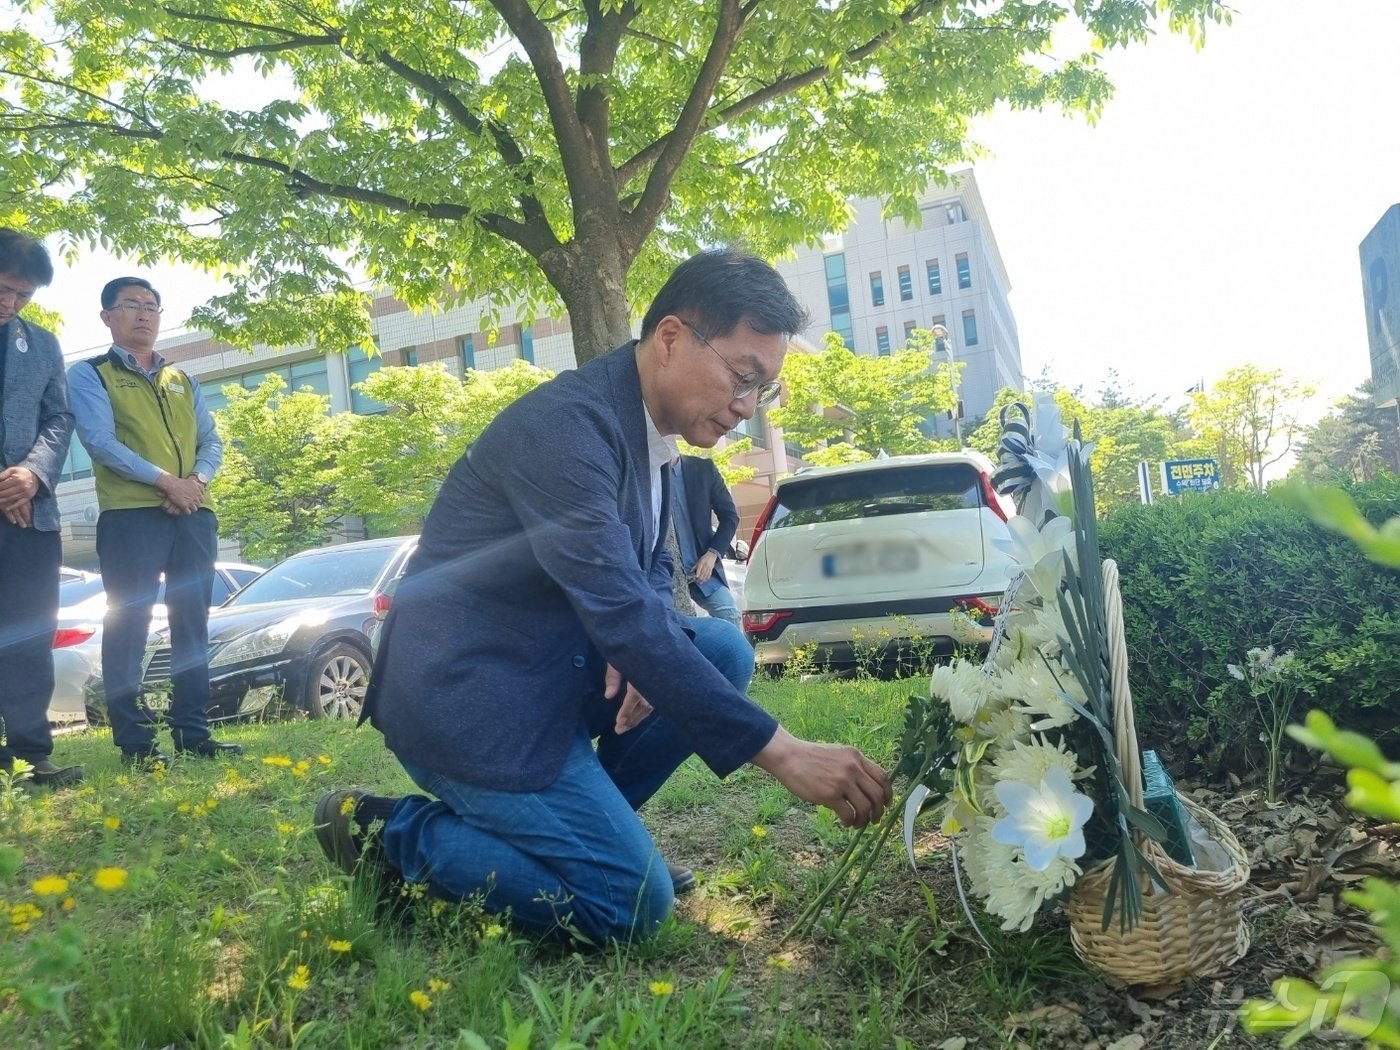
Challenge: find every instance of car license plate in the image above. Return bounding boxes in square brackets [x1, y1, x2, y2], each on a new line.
[821, 544, 919, 578]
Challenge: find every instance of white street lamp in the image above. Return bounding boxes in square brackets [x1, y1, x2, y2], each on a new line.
[930, 323, 963, 446]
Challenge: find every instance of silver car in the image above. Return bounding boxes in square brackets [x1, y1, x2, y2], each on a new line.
[48, 563, 264, 724]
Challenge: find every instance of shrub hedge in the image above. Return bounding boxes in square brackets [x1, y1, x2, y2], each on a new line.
[1097, 480, 1400, 774]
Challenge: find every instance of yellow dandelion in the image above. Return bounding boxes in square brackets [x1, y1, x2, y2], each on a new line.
[299, 929, 309, 939]
[104, 816, 121, 831]
[31, 874, 70, 897]
[277, 822, 296, 834]
[427, 978, 452, 993]
[766, 956, 793, 970]
[751, 825, 767, 838]
[60, 897, 76, 913]
[480, 923, 504, 940]
[262, 755, 293, 768]
[11, 902, 42, 927]
[287, 965, 311, 991]
[409, 990, 432, 1012]
[317, 755, 332, 765]
[92, 867, 129, 891]
[327, 938, 352, 953]
[649, 980, 675, 997]
[151, 765, 166, 782]
[178, 802, 192, 814]
[204, 799, 218, 810]
[338, 796, 355, 817]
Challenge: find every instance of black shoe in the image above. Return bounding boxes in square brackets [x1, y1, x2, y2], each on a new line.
[315, 789, 410, 919]
[666, 861, 697, 895]
[175, 739, 245, 758]
[29, 759, 84, 789]
[121, 748, 172, 771]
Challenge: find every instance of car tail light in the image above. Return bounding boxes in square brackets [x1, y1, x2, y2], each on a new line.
[956, 597, 1000, 620]
[371, 592, 392, 621]
[748, 492, 780, 555]
[742, 609, 792, 634]
[979, 471, 1011, 522]
[53, 626, 97, 649]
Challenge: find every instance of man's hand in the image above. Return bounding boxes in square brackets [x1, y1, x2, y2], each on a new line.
[2, 497, 33, 528]
[154, 472, 204, 515]
[751, 727, 893, 828]
[604, 663, 654, 734]
[690, 549, 719, 584]
[0, 466, 40, 510]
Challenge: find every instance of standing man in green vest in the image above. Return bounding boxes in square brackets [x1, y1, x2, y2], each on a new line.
[69, 277, 242, 768]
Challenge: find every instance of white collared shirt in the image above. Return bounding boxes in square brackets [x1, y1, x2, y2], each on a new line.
[643, 407, 679, 549]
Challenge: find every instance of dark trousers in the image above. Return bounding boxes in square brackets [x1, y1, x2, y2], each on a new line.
[97, 506, 217, 753]
[0, 518, 61, 768]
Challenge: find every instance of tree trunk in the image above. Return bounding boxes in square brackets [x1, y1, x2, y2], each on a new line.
[544, 234, 636, 365]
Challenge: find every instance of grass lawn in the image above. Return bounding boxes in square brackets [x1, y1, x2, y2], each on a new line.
[3, 677, 1278, 1048]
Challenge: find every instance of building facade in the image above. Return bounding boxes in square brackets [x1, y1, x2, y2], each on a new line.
[1360, 204, 1400, 408]
[54, 293, 796, 565]
[773, 168, 1023, 437]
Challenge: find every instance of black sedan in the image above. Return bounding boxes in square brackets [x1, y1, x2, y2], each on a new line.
[117, 535, 418, 723]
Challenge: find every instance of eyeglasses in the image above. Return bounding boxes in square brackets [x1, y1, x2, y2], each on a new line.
[112, 301, 163, 317]
[681, 320, 782, 407]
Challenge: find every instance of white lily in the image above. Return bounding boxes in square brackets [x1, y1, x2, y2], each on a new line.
[993, 514, 1075, 600]
[990, 766, 1095, 871]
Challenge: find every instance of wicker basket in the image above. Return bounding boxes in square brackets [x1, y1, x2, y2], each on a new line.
[1064, 560, 1251, 985]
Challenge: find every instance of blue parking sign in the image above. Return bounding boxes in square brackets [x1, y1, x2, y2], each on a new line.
[1161, 458, 1221, 495]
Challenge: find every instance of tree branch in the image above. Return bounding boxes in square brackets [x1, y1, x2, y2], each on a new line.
[616, 0, 942, 190]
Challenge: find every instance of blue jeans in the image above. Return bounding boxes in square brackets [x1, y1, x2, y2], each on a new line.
[691, 581, 741, 629]
[381, 615, 755, 943]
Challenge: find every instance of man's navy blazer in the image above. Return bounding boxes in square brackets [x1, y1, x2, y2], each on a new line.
[366, 343, 778, 792]
[0, 318, 73, 533]
[675, 454, 740, 586]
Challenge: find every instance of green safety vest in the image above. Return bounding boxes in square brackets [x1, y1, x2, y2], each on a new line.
[86, 351, 210, 512]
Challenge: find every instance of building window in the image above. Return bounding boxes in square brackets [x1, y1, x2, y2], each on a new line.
[876, 326, 891, 355]
[962, 309, 979, 347]
[289, 358, 330, 397]
[58, 441, 93, 483]
[825, 253, 854, 349]
[926, 259, 941, 296]
[946, 202, 966, 224]
[403, 347, 418, 366]
[897, 265, 912, 301]
[348, 345, 386, 414]
[461, 335, 475, 371]
[956, 252, 972, 290]
[869, 271, 884, 307]
[520, 327, 535, 364]
[903, 320, 917, 341]
[931, 313, 946, 329]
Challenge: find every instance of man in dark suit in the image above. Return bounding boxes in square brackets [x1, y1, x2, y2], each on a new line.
[669, 453, 742, 627]
[0, 229, 82, 788]
[316, 250, 891, 943]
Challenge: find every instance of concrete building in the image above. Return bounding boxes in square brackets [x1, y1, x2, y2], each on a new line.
[1360, 204, 1400, 408]
[773, 168, 1023, 437]
[53, 291, 798, 565]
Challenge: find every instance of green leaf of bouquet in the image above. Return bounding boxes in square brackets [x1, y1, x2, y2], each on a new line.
[1121, 802, 1168, 842]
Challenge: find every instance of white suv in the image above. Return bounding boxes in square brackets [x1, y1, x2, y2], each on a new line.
[741, 452, 1016, 674]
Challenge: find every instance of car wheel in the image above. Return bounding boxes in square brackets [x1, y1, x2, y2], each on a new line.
[303, 642, 370, 720]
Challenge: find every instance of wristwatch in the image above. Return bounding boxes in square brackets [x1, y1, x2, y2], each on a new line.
[194, 471, 210, 486]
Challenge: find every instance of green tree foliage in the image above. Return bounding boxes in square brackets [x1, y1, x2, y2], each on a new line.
[19, 300, 61, 334]
[336, 362, 550, 535]
[209, 376, 351, 562]
[1187, 364, 1317, 490]
[767, 329, 954, 460]
[678, 437, 758, 487]
[0, 0, 1229, 362]
[1292, 379, 1400, 483]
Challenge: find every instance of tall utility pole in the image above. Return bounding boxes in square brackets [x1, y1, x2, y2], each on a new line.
[931, 324, 963, 446]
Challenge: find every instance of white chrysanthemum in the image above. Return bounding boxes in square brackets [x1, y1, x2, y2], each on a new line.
[930, 658, 994, 723]
[1012, 602, 1067, 658]
[989, 737, 1090, 788]
[972, 701, 1031, 743]
[995, 661, 1075, 730]
[958, 818, 1081, 932]
[991, 766, 1095, 871]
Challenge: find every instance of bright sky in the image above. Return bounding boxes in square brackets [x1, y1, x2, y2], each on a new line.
[40, 0, 1399, 424]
